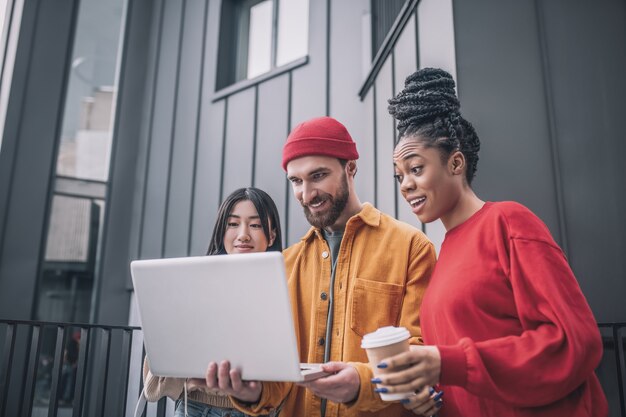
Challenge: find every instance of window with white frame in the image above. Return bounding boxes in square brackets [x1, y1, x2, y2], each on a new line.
[216, 0, 309, 90]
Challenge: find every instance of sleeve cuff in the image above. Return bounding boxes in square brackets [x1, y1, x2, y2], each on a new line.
[229, 388, 267, 416]
[438, 344, 468, 387]
[345, 362, 385, 411]
[229, 383, 287, 416]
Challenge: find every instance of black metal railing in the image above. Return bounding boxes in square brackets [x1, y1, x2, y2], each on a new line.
[1, 319, 624, 417]
[598, 322, 626, 417]
[0, 319, 143, 417]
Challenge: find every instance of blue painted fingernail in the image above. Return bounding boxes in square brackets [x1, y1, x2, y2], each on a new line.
[436, 400, 443, 408]
[433, 391, 444, 401]
[400, 398, 410, 404]
[370, 378, 382, 383]
[429, 387, 435, 395]
[377, 362, 388, 369]
[374, 387, 388, 393]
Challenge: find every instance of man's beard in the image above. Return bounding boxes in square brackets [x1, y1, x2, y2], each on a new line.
[302, 173, 349, 229]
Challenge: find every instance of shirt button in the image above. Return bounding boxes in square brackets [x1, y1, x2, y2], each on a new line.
[320, 292, 328, 300]
[322, 251, 329, 259]
[318, 337, 325, 346]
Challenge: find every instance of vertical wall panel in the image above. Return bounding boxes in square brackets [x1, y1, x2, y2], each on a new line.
[189, 0, 223, 256]
[139, 0, 183, 259]
[538, 0, 626, 321]
[164, 0, 206, 257]
[374, 57, 395, 217]
[417, 0, 457, 80]
[95, 0, 154, 324]
[360, 89, 376, 207]
[356, 88, 375, 207]
[287, 0, 328, 245]
[0, 0, 39, 319]
[0, 2, 28, 256]
[417, 0, 459, 252]
[222, 88, 256, 198]
[392, 14, 421, 227]
[256, 75, 290, 242]
[189, 100, 225, 255]
[329, 0, 373, 205]
[0, 0, 79, 319]
[128, 0, 165, 262]
[452, 0, 560, 247]
[289, 0, 327, 126]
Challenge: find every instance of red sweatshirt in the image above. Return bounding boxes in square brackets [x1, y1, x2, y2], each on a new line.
[421, 201, 608, 417]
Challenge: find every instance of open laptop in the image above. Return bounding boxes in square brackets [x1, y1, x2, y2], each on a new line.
[131, 251, 326, 382]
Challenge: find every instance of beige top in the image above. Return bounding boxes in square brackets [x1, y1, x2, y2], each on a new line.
[142, 357, 234, 409]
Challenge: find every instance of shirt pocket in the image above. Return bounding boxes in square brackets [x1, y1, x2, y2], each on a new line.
[350, 278, 404, 337]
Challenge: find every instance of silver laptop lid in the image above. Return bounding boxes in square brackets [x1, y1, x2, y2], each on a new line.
[131, 251, 304, 381]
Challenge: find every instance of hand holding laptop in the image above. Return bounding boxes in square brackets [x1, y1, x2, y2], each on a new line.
[296, 362, 360, 404]
[200, 360, 262, 404]
[191, 359, 356, 405]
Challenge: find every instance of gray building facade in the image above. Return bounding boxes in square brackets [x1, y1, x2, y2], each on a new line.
[0, 0, 624, 415]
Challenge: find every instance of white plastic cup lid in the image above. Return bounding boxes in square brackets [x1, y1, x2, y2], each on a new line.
[360, 326, 410, 349]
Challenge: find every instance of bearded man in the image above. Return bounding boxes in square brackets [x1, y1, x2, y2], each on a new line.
[206, 116, 437, 417]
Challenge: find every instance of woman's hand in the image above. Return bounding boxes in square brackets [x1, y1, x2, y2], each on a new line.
[374, 345, 442, 395]
[399, 386, 444, 416]
[204, 360, 263, 403]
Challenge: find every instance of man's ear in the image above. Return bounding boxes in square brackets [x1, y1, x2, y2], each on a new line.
[346, 160, 358, 177]
[449, 151, 466, 176]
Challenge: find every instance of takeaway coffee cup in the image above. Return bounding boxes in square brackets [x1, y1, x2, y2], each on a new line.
[361, 326, 412, 401]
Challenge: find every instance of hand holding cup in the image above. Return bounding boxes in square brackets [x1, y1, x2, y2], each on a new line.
[375, 344, 442, 395]
[361, 326, 413, 401]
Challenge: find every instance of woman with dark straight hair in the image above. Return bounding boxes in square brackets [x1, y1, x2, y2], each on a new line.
[142, 187, 282, 417]
[374, 68, 607, 417]
[207, 187, 283, 255]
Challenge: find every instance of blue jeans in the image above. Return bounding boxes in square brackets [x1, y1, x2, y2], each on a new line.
[174, 398, 250, 417]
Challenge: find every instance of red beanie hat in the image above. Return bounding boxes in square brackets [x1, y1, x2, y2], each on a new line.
[282, 116, 359, 171]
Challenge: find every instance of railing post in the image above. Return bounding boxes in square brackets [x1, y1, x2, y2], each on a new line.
[19, 324, 41, 417]
[117, 329, 134, 416]
[47, 325, 67, 417]
[93, 327, 112, 417]
[72, 326, 90, 417]
[0, 323, 16, 417]
[615, 325, 626, 417]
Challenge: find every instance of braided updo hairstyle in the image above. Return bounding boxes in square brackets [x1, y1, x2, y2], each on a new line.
[388, 68, 481, 184]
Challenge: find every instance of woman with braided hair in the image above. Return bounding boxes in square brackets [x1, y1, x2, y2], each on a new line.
[372, 68, 608, 417]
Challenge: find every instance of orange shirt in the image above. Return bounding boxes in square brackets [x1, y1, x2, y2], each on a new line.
[233, 203, 436, 417]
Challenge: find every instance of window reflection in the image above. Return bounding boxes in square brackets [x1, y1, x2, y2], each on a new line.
[247, 0, 272, 79]
[37, 0, 125, 325]
[276, 0, 309, 67]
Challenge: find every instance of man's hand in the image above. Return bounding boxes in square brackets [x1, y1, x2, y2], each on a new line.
[204, 360, 262, 403]
[297, 362, 360, 403]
